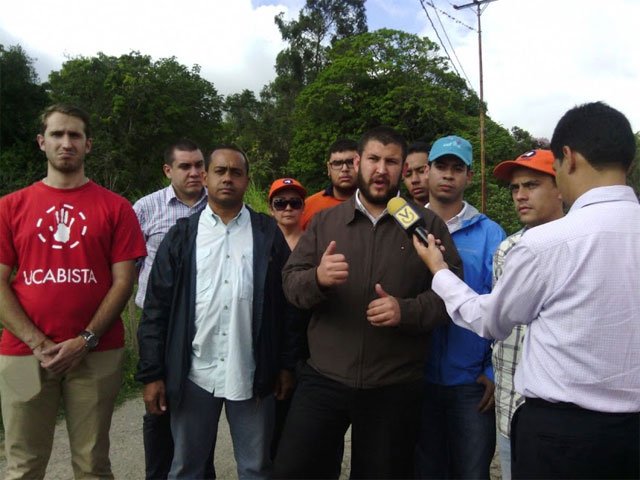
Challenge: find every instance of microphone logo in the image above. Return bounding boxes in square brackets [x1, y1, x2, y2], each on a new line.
[393, 203, 420, 229]
[387, 197, 422, 230]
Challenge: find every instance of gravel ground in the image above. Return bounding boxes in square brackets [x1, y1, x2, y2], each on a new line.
[0, 396, 499, 479]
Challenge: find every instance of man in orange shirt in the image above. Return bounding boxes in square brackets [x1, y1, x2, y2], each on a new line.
[300, 139, 358, 229]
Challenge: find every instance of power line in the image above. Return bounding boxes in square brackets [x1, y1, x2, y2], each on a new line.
[426, 0, 476, 32]
[426, 0, 473, 87]
[418, 0, 461, 78]
[418, 0, 474, 91]
[453, 0, 498, 214]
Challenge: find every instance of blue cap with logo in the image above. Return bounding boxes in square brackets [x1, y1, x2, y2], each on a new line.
[429, 135, 473, 168]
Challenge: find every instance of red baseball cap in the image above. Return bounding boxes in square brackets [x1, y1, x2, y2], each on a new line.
[493, 150, 556, 181]
[268, 178, 307, 202]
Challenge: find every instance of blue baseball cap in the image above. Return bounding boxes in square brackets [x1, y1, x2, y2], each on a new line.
[429, 135, 473, 168]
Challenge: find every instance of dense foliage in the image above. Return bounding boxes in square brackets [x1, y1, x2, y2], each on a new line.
[0, 45, 49, 195]
[3, 0, 636, 231]
[47, 51, 224, 200]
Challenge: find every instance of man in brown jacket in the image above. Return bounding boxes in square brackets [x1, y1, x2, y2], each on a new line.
[272, 126, 462, 479]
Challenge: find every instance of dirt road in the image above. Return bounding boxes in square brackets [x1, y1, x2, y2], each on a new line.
[0, 397, 498, 479]
[0, 397, 353, 479]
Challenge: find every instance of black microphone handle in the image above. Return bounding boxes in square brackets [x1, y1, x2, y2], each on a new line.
[413, 226, 430, 246]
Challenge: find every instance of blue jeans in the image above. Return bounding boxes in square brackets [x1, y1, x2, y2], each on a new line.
[415, 381, 496, 479]
[496, 432, 511, 480]
[169, 379, 274, 480]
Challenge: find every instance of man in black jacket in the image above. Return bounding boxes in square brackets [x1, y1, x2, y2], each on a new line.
[136, 146, 299, 479]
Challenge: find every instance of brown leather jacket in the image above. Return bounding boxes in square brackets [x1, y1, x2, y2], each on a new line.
[283, 195, 463, 389]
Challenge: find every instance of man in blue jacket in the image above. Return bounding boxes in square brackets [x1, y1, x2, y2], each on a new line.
[136, 147, 300, 479]
[415, 135, 505, 479]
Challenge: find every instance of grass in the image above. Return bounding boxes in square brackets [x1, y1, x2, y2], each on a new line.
[118, 296, 143, 404]
[245, 181, 270, 214]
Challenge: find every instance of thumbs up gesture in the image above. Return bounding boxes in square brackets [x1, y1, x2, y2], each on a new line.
[316, 241, 349, 288]
[367, 283, 401, 327]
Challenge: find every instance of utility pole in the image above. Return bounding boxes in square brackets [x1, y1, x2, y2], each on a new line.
[454, 0, 496, 213]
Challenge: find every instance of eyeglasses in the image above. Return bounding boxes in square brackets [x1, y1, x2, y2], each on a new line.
[404, 165, 427, 179]
[272, 197, 304, 211]
[329, 158, 355, 170]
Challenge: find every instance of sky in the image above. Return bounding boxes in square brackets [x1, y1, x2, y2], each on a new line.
[1, 0, 638, 140]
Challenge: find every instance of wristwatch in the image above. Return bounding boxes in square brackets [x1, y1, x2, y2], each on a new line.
[79, 330, 99, 350]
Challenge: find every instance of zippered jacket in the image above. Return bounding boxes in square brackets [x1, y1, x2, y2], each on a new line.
[283, 195, 463, 388]
[425, 203, 505, 385]
[136, 207, 301, 406]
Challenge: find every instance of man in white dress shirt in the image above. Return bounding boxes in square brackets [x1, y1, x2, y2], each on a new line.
[412, 102, 639, 479]
[136, 147, 299, 479]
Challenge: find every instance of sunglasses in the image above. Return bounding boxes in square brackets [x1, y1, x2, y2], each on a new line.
[272, 197, 304, 211]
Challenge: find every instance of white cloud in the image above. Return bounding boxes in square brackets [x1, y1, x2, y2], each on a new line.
[2, 0, 638, 140]
[0, 0, 295, 95]
[431, 0, 640, 138]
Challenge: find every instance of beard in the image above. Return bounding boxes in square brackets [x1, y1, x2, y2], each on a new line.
[333, 182, 357, 198]
[48, 156, 84, 174]
[357, 169, 400, 206]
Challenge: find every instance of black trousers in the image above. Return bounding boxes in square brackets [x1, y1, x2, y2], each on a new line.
[511, 398, 640, 479]
[272, 362, 423, 479]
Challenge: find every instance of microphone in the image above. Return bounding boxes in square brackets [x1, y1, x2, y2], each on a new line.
[387, 197, 430, 246]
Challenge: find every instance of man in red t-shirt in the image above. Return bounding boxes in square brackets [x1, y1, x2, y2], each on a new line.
[0, 104, 147, 478]
[300, 138, 358, 229]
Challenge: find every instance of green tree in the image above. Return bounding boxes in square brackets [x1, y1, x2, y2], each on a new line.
[287, 29, 477, 187]
[0, 44, 49, 195]
[286, 29, 530, 232]
[511, 126, 549, 153]
[47, 51, 223, 199]
[274, 0, 367, 90]
[244, 0, 367, 177]
[221, 89, 277, 188]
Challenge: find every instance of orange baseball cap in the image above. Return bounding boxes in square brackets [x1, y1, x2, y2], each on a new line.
[268, 178, 307, 202]
[493, 150, 556, 181]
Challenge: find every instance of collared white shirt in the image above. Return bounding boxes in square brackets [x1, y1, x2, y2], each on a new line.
[133, 185, 207, 307]
[432, 186, 640, 412]
[354, 189, 390, 225]
[426, 201, 468, 234]
[189, 204, 254, 400]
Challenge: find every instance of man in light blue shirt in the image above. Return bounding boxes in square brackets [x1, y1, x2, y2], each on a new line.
[134, 139, 207, 308]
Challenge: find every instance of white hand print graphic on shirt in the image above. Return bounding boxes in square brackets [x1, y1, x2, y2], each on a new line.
[36, 204, 87, 250]
[50, 208, 75, 243]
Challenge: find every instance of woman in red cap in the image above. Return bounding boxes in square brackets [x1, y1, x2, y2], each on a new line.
[267, 177, 308, 460]
[268, 178, 307, 251]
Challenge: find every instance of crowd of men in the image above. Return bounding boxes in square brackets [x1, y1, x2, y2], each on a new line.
[0, 101, 638, 480]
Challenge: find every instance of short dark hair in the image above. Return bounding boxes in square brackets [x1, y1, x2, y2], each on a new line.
[39, 104, 91, 138]
[328, 138, 358, 160]
[407, 141, 430, 156]
[164, 139, 201, 166]
[551, 102, 636, 170]
[358, 126, 407, 161]
[206, 145, 250, 173]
